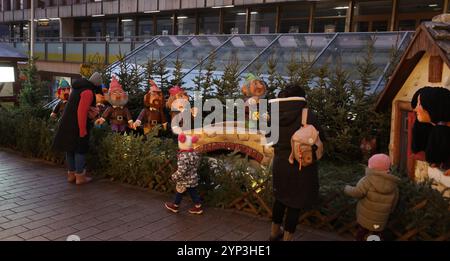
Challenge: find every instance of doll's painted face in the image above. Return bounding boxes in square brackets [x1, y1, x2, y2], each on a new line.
[57, 88, 71, 101]
[107, 89, 128, 107]
[242, 80, 266, 97]
[414, 95, 432, 123]
[145, 90, 164, 108]
[167, 91, 190, 112]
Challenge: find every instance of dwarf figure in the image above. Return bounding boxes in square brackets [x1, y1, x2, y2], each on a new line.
[241, 73, 268, 129]
[134, 80, 167, 134]
[95, 76, 133, 133]
[166, 86, 198, 132]
[50, 79, 71, 119]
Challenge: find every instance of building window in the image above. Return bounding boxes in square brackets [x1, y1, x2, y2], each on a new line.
[4, 0, 11, 11]
[279, 4, 310, 33]
[177, 14, 196, 35]
[398, 19, 416, 31]
[198, 11, 220, 35]
[223, 8, 246, 34]
[314, 18, 345, 33]
[356, 21, 369, 32]
[249, 7, 276, 34]
[399, 0, 443, 13]
[121, 18, 135, 41]
[138, 18, 154, 38]
[105, 19, 118, 40]
[223, 9, 247, 34]
[157, 16, 173, 35]
[354, 0, 391, 32]
[398, 0, 442, 30]
[37, 20, 59, 38]
[372, 20, 389, 31]
[314, 1, 348, 33]
[90, 21, 102, 40]
[60, 0, 74, 5]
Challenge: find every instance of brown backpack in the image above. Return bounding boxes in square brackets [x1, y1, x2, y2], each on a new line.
[288, 108, 324, 170]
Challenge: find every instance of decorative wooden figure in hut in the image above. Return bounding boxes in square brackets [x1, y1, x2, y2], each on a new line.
[411, 87, 450, 176]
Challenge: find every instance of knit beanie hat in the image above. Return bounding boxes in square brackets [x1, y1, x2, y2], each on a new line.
[149, 80, 160, 92]
[89, 72, 103, 87]
[368, 154, 391, 172]
[59, 79, 70, 89]
[169, 86, 184, 96]
[109, 76, 123, 93]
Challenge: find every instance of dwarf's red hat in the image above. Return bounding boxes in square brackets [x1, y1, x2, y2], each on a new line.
[169, 86, 184, 96]
[109, 76, 123, 93]
[149, 80, 160, 92]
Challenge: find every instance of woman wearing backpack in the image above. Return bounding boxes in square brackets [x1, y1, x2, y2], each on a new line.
[268, 84, 325, 241]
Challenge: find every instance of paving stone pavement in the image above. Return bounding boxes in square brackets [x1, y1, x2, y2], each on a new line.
[0, 150, 349, 241]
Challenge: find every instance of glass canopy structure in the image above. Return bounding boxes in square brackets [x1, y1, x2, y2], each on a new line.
[108, 31, 413, 94]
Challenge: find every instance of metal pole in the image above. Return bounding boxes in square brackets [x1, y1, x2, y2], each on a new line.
[30, 0, 35, 60]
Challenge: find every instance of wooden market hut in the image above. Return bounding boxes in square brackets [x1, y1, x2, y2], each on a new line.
[376, 17, 450, 194]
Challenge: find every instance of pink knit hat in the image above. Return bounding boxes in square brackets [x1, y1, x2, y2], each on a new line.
[368, 154, 391, 171]
[109, 76, 123, 93]
[149, 80, 160, 92]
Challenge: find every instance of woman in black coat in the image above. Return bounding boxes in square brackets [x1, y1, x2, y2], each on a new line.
[53, 72, 102, 185]
[269, 84, 325, 241]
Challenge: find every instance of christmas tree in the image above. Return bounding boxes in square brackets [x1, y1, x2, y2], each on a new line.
[170, 55, 186, 89]
[19, 60, 45, 108]
[156, 59, 170, 97]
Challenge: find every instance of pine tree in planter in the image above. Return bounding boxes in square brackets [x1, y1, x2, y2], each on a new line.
[156, 59, 170, 97]
[286, 52, 300, 86]
[351, 38, 390, 159]
[145, 58, 157, 91]
[297, 55, 314, 93]
[285, 48, 315, 92]
[170, 55, 186, 89]
[266, 54, 283, 99]
[250, 60, 263, 78]
[214, 54, 241, 104]
[192, 58, 205, 94]
[19, 60, 45, 109]
[202, 54, 217, 101]
[308, 61, 358, 162]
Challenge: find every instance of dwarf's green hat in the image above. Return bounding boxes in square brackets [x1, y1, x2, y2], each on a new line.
[59, 79, 70, 89]
[245, 73, 258, 82]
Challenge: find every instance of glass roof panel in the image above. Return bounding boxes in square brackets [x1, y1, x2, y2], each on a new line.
[211, 34, 278, 72]
[242, 33, 335, 76]
[373, 32, 413, 93]
[181, 34, 278, 87]
[103, 32, 412, 95]
[312, 32, 408, 91]
[162, 35, 231, 71]
[123, 35, 191, 66]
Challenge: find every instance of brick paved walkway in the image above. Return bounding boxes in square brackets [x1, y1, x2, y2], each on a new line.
[0, 149, 348, 241]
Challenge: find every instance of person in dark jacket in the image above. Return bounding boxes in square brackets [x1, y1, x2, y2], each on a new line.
[52, 72, 102, 185]
[268, 84, 325, 241]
